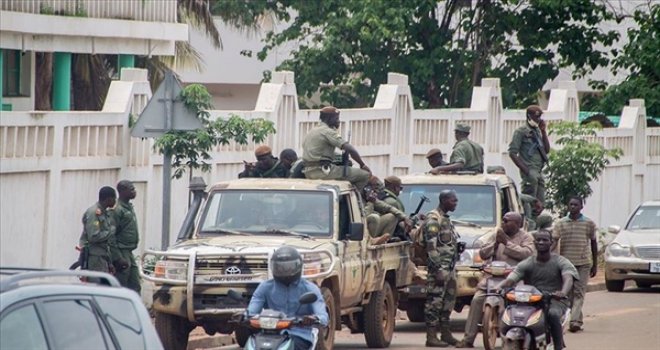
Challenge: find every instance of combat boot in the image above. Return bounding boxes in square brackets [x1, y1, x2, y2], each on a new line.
[426, 326, 449, 348]
[439, 321, 459, 346]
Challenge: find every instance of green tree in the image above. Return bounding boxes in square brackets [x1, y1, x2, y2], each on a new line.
[153, 84, 276, 180]
[256, 0, 619, 109]
[545, 121, 622, 215]
[584, 3, 659, 117]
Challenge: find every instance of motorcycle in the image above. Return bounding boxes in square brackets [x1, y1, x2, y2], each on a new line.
[477, 261, 514, 350]
[499, 284, 571, 350]
[228, 289, 320, 350]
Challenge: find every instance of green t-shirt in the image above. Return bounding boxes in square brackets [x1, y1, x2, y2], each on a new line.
[302, 124, 345, 163]
[508, 254, 579, 295]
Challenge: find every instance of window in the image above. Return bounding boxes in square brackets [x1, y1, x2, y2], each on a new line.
[2, 49, 30, 97]
[42, 299, 108, 349]
[0, 304, 48, 350]
[95, 296, 146, 350]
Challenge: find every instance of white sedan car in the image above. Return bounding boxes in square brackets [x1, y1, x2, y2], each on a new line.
[604, 201, 660, 291]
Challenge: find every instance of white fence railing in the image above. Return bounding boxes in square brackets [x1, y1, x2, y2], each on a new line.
[1, 69, 658, 269]
[1, 0, 177, 23]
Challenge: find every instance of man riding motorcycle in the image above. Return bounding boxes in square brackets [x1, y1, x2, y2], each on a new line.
[457, 212, 535, 348]
[495, 230, 578, 349]
[247, 246, 329, 350]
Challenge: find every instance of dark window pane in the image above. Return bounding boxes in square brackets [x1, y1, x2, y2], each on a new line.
[0, 304, 48, 350]
[42, 299, 107, 349]
[95, 296, 146, 350]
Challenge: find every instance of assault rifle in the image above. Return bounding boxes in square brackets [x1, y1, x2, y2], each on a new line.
[342, 130, 351, 178]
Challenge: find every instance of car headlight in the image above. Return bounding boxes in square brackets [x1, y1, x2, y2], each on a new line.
[154, 260, 188, 280]
[607, 243, 631, 257]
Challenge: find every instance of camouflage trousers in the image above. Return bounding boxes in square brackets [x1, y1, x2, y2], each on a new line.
[113, 249, 142, 293]
[424, 267, 457, 327]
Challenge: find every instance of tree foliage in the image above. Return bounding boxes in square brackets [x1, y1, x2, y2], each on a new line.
[153, 84, 276, 179]
[256, 0, 618, 108]
[584, 3, 659, 117]
[545, 121, 622, 215]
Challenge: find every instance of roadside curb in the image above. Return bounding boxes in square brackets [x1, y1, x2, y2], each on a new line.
[187, 334, 234, 350]
[587, 281, 606, 293]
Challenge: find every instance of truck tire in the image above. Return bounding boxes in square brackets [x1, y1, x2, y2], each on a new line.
[405, 300, 425, 323]
[154, 311, 193, 350]
[363, 282, 395, 348]
[482, 305, 499, 350]
[234, 326, 252, 348]
[317, 287, 336, 350]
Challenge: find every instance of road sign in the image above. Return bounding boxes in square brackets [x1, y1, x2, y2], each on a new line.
[131, 71, 203, 138]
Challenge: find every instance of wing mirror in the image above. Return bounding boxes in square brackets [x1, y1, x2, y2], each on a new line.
[607, 225, 621, 234]
[349, 222, 364, 241]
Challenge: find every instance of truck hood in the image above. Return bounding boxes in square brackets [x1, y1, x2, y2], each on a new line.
[454, 226, 496, 248]
[168, 236, 328, 255]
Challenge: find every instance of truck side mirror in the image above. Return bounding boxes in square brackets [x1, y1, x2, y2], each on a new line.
[349, 222, 364, 241]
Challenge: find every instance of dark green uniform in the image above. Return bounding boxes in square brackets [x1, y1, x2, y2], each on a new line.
[383, 189, 405, 212]
[450, 139, 484, 173]
[111, 199, 141, 293]
[509, 124, 547, 202]
[423, 209, 459, 327]
[238, 159, 289, 178]
[80, 203, 115, 273]
[302, 124, 369, 190]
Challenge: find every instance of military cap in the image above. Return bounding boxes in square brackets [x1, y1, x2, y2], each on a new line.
[254, 145, 272, 157]
[384, 176, 402, 187]
[320, 106, 340, 115]
[425, 148, 442, 159]
[526, 105, 543, 118]
[455, 123, 471, 133]
[536, 213, 554, 230]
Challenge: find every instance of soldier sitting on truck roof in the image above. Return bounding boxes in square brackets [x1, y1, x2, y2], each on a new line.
[426, 148, 447, 171]
[239, 145, 289, 178]
[430, 124, 484, 174]
[363, 176, 413, 245]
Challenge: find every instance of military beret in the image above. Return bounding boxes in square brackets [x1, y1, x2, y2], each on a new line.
[384, 176, 402, 187]
[455, 123, 471, 133]
[320, 106, 340, 115]
[425, 148, 442, 159]
[254, 145, 272, 157]
[526, 105, 543, 118]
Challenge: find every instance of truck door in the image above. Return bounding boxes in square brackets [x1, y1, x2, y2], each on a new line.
[337, 192, 366, 307]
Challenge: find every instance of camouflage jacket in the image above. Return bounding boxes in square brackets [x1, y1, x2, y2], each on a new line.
[422, 209, 459, 271]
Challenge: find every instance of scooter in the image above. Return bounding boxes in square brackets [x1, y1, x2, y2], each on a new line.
[499, 284, 571, 350]
[229, 290, 320, 350]
[479, 261, 514, 350]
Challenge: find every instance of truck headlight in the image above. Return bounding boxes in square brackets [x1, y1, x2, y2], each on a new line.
[301, 252, 332, 276]
[456, 249, 480, 266]
[607, 243, 631, 257]
[154, 260, 188, 280]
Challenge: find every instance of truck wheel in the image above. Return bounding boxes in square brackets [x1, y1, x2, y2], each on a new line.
[154, 312, 193, 350]
[605, 278, 625, 292]
[482, 305, 498, 350]
[405, 300, 425, 323]
[234, 326, 252, 348]
[364, 282, 395, 348]
[317, 287, 336, 350]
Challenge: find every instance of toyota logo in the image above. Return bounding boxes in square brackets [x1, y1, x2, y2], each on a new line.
[225, 266, 241, 275]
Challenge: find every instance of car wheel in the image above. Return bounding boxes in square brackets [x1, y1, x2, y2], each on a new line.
[363, 282, 395, 348]
[605, 278, 625, 292]
[154, 311, 194, 350]
[636, 281, 654, 288]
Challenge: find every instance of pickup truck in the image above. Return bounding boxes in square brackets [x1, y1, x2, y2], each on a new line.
[141, 178, 415, 350]
[396, 172, 526, 322]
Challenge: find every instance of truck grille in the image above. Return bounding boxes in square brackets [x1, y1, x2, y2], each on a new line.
[195, 257, 269, 276]
[636, 246, 660, 260]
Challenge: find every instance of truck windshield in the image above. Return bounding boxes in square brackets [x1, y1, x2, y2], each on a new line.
[198, 190, 334, 237]
[400, 184, 497, 226]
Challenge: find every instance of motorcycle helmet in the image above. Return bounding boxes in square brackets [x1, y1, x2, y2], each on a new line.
[271, 246, 303, 286]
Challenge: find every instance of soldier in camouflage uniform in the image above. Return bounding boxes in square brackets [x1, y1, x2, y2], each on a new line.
[363, 176, 412, 245]
[111, 180, 141, 293]
[430, 124, 484, 174]
[423, 190, 461, 347]
[80, 186, 117, 273]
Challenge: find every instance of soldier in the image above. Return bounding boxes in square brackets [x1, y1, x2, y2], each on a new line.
[423, 190, 461, 347]
[383, 175, 411, 241]
[521, 194, 553, 232]
[80, 186, 117, 274]
[426, 148, 447, 170]
[509, 105, 550, 202]
[302, 106, 371, 191]
[279, 148, 298, 177]
[430, 124, 484, 174]
[363, 176, 412, 245]
[110, 180, 141, 293]
[239, 145, 289, 178]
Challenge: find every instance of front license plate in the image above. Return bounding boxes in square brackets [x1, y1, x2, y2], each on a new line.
[650, 262, 660, 273]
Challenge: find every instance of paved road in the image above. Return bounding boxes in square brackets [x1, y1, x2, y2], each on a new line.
[213, 285, 660, 350]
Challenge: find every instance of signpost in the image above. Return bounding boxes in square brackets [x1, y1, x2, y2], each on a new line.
[131, 72, 203, 250]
